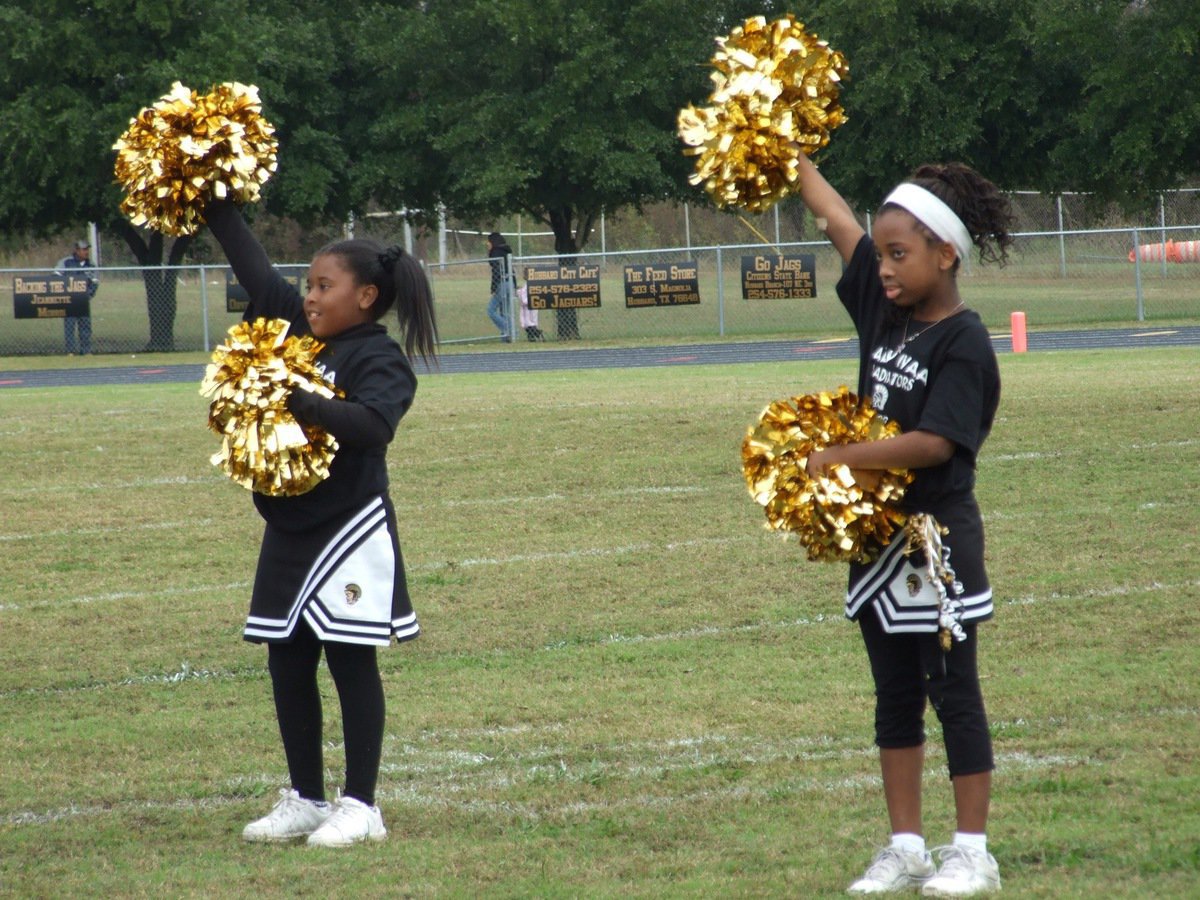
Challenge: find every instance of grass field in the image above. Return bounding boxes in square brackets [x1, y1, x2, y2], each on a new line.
[0, 348, 1197, 898]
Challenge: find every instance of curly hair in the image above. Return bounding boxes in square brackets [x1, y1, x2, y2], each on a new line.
[903, 162, 1015, 267]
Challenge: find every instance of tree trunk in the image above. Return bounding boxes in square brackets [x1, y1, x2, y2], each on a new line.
[116, 223, 193, 351]
[546, 205, 599, 340]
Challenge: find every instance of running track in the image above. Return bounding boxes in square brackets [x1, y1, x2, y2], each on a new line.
[1, 325, 1197, 389]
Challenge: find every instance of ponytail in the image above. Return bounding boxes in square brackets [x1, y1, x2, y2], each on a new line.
[385, 248, 439, 366]
[316, 238, 439, 365]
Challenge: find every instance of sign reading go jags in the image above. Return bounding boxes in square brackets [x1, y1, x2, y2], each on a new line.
[740, 253, 816, 299]
[523, 262, 602, 310]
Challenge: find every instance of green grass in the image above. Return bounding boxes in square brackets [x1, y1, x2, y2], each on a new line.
[0, 348, 1197, 898]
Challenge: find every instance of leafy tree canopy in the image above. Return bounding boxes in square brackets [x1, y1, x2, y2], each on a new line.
[355, 0, 770, 252]
[1, 0, 1197, 264]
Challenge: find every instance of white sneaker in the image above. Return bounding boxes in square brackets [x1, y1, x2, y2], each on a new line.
[306, 795, 388, 847]
[922, 845, 1001, 896]
[242, 788, 332, 842]
[848, 845, 936, 893]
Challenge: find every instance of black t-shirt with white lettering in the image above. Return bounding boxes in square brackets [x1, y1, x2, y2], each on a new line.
[836, 233, 1000, 517]
[833, 234, 1000, 624]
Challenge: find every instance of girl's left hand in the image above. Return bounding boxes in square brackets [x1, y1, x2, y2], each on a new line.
[807, 446, 881, 491]
[805, 447, 837, 478]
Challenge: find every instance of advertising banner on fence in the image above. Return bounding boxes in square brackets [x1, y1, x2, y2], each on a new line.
[740, 254, 816, 300]
[12, 275, 91, 319]
[623, 262, 701, 308]
[226, 267, 305, 313]
[523, 262, 601, 310]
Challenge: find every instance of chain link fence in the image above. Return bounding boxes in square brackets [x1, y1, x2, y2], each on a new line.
[3, 193, 1199, 357]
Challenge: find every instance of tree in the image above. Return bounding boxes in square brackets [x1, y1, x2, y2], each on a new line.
[360, 0, 764, 250]
[356, 0, 774, 335]
[0, 0, 357, 350]
[1035, 0, 1200, 204]
[798, 0, 1052, 209]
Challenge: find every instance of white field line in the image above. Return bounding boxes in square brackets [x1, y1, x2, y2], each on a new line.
[9, 702, 1194, 827]
[0, 484, 718, 542]
[431, 484, 710, 509]
[0, 473, 220, 497]
[444, 534, 756, 570]
[3, 433, 1190, 542]
[0, 736, 1098, 828]
[0, 533, 754, 611]
[0, 518, 216, 543]
[985, 437, 1197, 463]
[0, 580, 251, 613]
[5, 577, 1196, 702]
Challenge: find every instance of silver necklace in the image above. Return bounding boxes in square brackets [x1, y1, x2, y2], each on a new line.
[896, 301, 965, 351]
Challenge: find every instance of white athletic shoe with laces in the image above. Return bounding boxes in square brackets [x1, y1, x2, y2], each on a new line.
[847, 845, 936, 894]
[306, 795, 388, 847]
[922, 844, 1001, 896]
[242, 788, 332, 842]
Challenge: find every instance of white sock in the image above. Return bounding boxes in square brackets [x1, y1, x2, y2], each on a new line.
[890, 832, 927, 855]
[953, 831, 988, 854]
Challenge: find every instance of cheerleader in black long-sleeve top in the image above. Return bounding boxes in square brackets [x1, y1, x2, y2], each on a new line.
[206, 201, 437, 847]
[794, 155, 1012, 897]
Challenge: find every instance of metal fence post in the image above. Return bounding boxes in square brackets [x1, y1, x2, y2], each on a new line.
[716, 246, 725, 337]
[1057, 195, 1067, 277]
[200, 263, 210, 350]
[1159, 194, 1168, 277]
[1132, 227, 1145, 321]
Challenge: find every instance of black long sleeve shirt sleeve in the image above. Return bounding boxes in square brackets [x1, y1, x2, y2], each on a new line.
[286, 388, 393, 449]
[207, 200, 401, 451]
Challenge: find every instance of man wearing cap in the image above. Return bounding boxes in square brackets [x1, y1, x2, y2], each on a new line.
[57, 239, 98, 354]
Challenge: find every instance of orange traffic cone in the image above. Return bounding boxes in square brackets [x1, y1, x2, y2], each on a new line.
[1129, 240, 1175, 262]
[1172, 240, 1200, 262]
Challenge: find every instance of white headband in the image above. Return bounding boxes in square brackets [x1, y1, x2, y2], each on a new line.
[883, 182, 972, 261]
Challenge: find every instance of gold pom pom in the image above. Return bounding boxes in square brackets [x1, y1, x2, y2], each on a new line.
[741, 387, 911, 563]
[679, 14, 849, 212]
[200, 318, 341, 497]
[113, 81, 278, 236]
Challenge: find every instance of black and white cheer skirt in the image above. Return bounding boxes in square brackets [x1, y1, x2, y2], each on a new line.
[245, 495, 419, 647]
[845, 506, 994, 634]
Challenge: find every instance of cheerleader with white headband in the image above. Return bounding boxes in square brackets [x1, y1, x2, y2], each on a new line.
[794, 153, 1014, 899]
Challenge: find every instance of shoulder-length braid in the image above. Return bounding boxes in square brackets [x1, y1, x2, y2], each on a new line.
[908, 162, 1015, 267]
[316, 238, 439, 365]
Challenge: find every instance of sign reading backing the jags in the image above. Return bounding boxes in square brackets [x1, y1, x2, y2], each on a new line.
[12, 275, 91, 319]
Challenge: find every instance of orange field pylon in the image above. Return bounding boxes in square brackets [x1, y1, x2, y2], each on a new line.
[1129, 239, 1200, 262]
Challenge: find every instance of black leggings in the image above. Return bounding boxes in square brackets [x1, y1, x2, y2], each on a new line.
[858, 613, 994, 777]
[266, 623, 385, 805]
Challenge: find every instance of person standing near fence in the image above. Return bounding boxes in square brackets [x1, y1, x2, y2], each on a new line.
[486, 231, 513, 341]
[57, 239, 97, 354]
[794, 152, 1011, 897]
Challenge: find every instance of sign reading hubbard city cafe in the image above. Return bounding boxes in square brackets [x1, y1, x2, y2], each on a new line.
[12, 275, 92, 319]
[623, 262, 701, 308]
[740, 253, 817, 299]
[523, 262, 601, 310]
